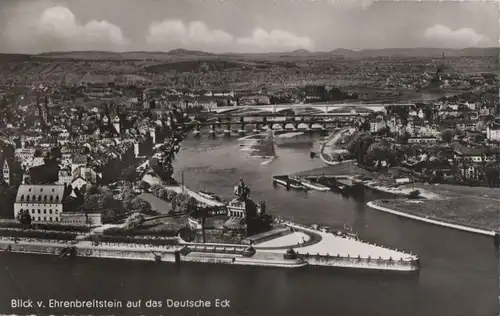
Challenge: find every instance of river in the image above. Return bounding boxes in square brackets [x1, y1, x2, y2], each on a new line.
[0, 136, 497, 316]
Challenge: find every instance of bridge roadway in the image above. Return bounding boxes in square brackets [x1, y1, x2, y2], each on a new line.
[209, 102, 408, 114]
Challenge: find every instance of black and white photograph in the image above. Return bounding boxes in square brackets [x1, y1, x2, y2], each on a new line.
[0, 0, 499, 315]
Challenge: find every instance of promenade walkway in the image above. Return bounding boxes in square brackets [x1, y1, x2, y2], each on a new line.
[258, 222, 416, 261]
[256, 232, 310, 248]
[163, 185, 224, 207]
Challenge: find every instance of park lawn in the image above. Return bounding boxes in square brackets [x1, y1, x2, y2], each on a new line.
[376, 194, 500, 232]
[293, 161, 370, 177]
[409, 183, 500, 200]
[140, 193, 172, 214]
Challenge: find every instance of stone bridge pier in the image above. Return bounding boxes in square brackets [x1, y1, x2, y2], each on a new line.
[208, 124, 216, 136]
[238, 117, 246, 135]
[223, 123, 231, 135]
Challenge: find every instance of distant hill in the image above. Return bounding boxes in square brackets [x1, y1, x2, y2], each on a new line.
[26, 47, 500, 61]
[166, 48, 215, 56]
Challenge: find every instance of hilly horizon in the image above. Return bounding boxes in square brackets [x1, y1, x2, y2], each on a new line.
[22, 47, 500, 61]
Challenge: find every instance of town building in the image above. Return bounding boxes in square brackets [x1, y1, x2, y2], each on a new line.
[460, 165, 480, 180]
[453, 145, 488, 163]
[486, 123, 500, 141]
[57, 167, 72, 186]
[72, 166, 101, 188]
[370, 119, 386, 133]
[407, 136, 438, 144]
[15, 148, 36, 162]
[304, 85, 326, 102]
[14, 184, 65, 222]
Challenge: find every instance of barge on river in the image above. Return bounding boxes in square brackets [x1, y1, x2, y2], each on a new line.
[272, 175, 307, 190]
[297, 178, 331, 192]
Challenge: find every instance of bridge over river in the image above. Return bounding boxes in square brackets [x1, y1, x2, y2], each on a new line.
[209, 102, 412, 115]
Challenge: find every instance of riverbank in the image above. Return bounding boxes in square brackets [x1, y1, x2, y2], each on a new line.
[292, 160, 367, 177]
[292, 162, 500, 236]
[368, 200, 497, 237]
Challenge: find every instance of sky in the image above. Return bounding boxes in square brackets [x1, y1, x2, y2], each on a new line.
[0, 0, 498, 54]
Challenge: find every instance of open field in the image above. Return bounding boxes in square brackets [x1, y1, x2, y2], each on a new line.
[292, 161, 371, 177]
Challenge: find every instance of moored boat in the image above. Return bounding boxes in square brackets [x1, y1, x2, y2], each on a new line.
[299, 178, 331, 192]
[198, 190, 222, 202]
[272, 175, 307, 190]
[273, 132, 311, 147]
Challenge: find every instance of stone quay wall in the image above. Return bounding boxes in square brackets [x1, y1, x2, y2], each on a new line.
[300, 254, 419, 272]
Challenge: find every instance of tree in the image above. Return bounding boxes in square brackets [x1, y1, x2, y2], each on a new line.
[121, 185, 135, 210]
[132, 198, 152, 213]
[398, 132, 410, 144]
[375, 126, 391, 137]
[84, 190, 114, 211]
[355, 136, 374, 165]
[158, 188, 170, 201]
[101, 208, 120, 223]
[180, 196, 198, 214]
[440, 129, 454, 143]
[366, 141, 393, 167]
[150, 184, 163, 196]
[167, 190, 177, 202]
[408, 190, 421, 199]
[87, 185, 100, 195]
[18, 209, 31, 225]
[138, 181, 151, 191]
[485, 166, 499, 187]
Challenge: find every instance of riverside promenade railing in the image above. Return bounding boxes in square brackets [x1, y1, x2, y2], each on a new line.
[83, 241, 180, 251]
[0, 237, 74, 244]
[295, 252, 419, 271]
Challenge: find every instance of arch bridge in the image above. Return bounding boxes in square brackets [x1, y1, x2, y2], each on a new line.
[197, 115, 353, 132]
[208, 103, 409, 116]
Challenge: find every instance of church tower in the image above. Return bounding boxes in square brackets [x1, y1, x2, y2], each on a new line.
[149, 128, 156, 144]
[2, 159, 10, 186]
[102, 115, 109, 125]
[112, 116, 121, 135]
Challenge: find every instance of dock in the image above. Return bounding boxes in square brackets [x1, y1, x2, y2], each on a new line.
[301, 175, 362, 193]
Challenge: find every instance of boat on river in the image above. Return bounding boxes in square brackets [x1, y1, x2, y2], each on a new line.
[272, 175, 307, 190]
[198, 191, 222, 202]
[298, 178, 331, 192]
[273, 132, 311, 147]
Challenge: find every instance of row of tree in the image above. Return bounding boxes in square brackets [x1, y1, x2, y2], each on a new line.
[150, 184, 198, 214]
[81, 183, 153, 223]
[345, 131, 396, 168]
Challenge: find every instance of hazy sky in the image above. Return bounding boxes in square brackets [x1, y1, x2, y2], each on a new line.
[0, 0, 498, 53]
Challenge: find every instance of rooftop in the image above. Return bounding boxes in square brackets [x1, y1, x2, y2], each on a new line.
[16, 184, 65, 204]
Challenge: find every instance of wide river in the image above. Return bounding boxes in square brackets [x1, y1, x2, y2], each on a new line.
[0, 136, 497, 316]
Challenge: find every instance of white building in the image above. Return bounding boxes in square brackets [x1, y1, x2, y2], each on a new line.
[14, 185, 65, 223]
[57, 168, 72, 186]
[71, 176, 88, 191]
[486, 123, 500, 141]
[370, 119, 386, 133]
[15, 148, 36, 162]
